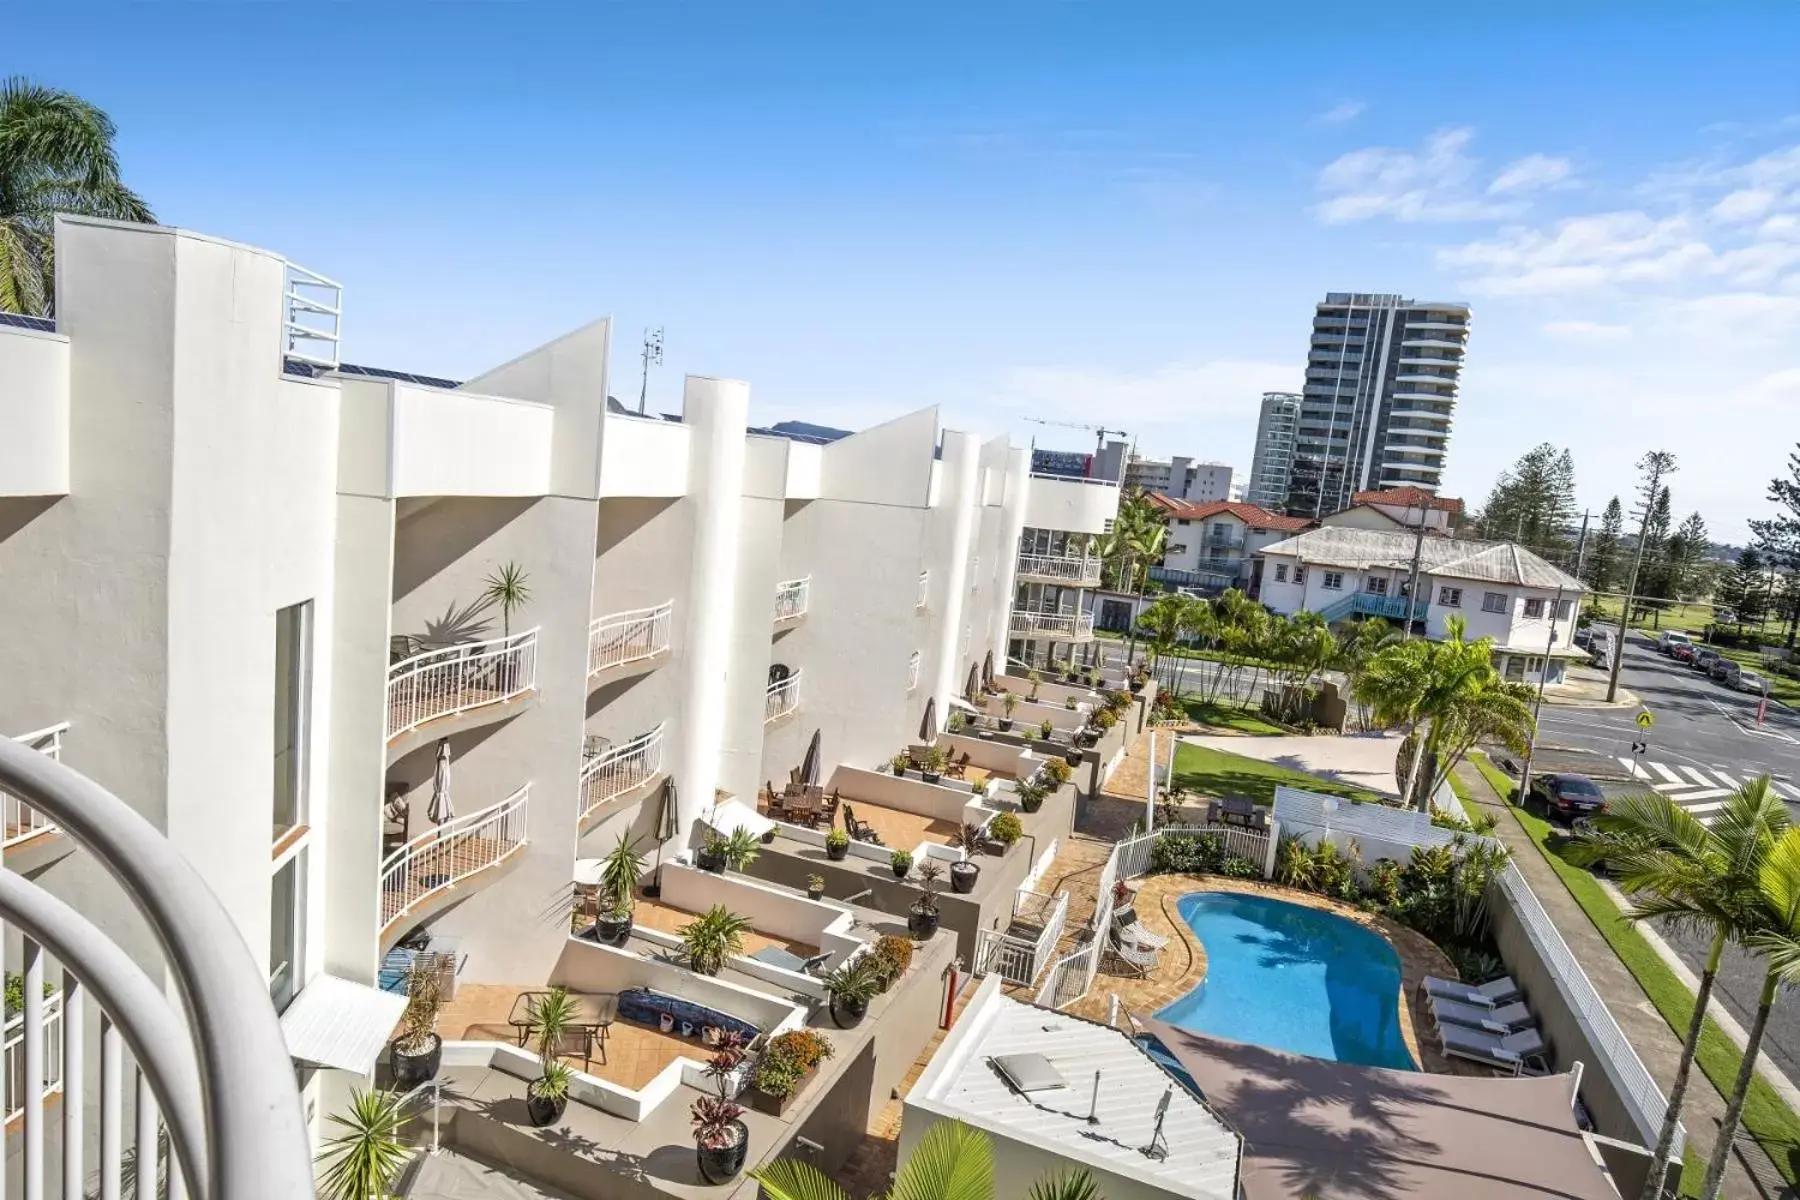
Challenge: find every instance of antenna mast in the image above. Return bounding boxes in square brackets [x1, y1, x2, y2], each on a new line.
[637, 326, 664, 415]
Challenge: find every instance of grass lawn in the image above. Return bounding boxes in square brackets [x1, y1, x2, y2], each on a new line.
[1471, 754, 1800, 1191]
[1178, 697, 1288, 736]
[1710, 643, 1800, 708]
[1170, 742, 1384, 808]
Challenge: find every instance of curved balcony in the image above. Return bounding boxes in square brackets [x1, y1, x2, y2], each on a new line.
[580, 725, 667, 825]
[773, 577, 810, 624]
[917, 570, 929, 609]
[1394, 373, 1457, 386]
[1010, 610, 1096, 642]
[5, 722, 67, 850]
[380, 784, 530, 939]
[387, 629, 539, 742]
[1015, 553, 1102, 587]
[1401, 338, 1464, 351]
[589, 602, 673, 679]
[1391, 390, 1457, 403]
[765, 672, 802, 724]
[0, 737, 313, 1199]
[1387, 407, 1453, 422]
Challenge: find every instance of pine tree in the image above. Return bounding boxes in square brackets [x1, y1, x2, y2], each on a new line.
[1715, 548, 1768, 628]
[1663, 512, 1708, 600]
[1586, 496, 1623, 591]
[1476, 443, 1578, 555]
[1750, 443, 1800, 647]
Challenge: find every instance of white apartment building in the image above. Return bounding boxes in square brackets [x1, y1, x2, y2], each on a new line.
[1123, 453, 1235, 504]
[1144, 497, 1309, 593]
[0, 214, 1117, 1186]
[1244, 390, 1301, 510]
[1255, 527, 1586, 684]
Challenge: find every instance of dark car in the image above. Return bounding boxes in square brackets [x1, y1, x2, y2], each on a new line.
[1692, 648, 1721, 674]
[1527, 773, 1609, 824]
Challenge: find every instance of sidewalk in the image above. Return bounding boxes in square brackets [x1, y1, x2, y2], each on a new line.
[1543, 664, 1642, 710]
[1455, 761, 1783, 1197]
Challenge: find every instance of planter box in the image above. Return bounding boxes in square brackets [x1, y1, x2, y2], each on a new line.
[746, 1064, 818, 1117]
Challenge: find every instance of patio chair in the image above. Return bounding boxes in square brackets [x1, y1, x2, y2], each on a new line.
[763, 781, 787, 819]
[1109, 928, 1161, 978]
[1429, 994, 1535, 1035]
[784, 791, 819, 826]
[1112, 906, 1169, 951]
[841, 804, 882, 845]
[1422, 975, 1521, 1009]
[819, 789, 840, 825]
[945, 752, 970, 781]
[1438, 1024, 1546, 1075]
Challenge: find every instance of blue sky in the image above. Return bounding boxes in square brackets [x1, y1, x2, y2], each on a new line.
[15, 2, 1800, 539]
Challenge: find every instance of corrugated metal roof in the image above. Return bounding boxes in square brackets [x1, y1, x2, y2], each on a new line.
[1258, 527, 1584, 591]
[280, 974, 407, 1074]
[921, 993, 1241, 1197]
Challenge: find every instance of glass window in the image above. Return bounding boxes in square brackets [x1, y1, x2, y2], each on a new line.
[1322, 571, 1344, 590]
[269, 850, 306, 1013]
[1295, 567, 1307, 585]
[1366, 577, 1388, 595]
[1438, 586, 1462, 607]
[272, 601, 313, 842]
[1523, 597, 1545, 619]
[1555, 598, 1573, 620]
[1482, 592, 1509, 614]
[1274, 564, 1288, 583]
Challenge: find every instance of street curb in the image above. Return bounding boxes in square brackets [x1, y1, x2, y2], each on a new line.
[1596, 876, 1800, 1119]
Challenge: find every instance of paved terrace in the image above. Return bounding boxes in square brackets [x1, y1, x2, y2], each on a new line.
[755, 794, 964, 850]
[437, 983, 696, 1091]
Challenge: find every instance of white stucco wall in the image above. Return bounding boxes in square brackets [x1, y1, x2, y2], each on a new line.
[388, 385, 554, 498]
[1023, 475, 1120, 535]
[0, 325, 70, 496]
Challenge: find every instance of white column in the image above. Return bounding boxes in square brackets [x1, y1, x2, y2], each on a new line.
[675, 376, 749, 837]
[932, 431, 981, 714]
[988, 447, 1031, 669]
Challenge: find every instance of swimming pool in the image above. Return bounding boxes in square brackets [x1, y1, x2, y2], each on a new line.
[1155, 891, 1416, 1070]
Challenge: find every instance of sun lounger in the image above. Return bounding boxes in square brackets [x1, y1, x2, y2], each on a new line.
[1422, 975, 1521, 1008]
[1429, 994, 1535, 1034]
[1112, 907, 1169, 951]
[1438, 1023, 1546, 1074]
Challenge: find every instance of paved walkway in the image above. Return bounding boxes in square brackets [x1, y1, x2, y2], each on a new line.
[1545, 664, 1643, 709]
[1455, 761, 1784, 1198]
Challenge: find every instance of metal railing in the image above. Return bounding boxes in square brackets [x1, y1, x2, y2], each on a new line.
[580, 725, 666, 822]
[917, 571, 929, 609]
[5, 722, 67, 848]
[281, 261, 342, 370]
[973, 930, 1039, 985]
[380, 784, 531, 932]
[906, 652, 921, 692]
[1009, 610, 1096, 639]
[1015, 554, 1103, 586]
[765, 672, 802, 723]
[589, 601, 673, 675]
[0, 733, 314, 1200]
[386, 628, 539, 740]
[3, 990, 63, 1122]
[774, 577, 810, 622]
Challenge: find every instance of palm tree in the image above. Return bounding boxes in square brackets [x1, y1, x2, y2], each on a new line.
[1336, 618, 1401, 730]
[480, 561, 532, 638]
[751, 1118, 1102, 1199]
[315, 1088, 412, 1200]
[1, 78, 153, 315]
[1706, 781, 1800, 1198]
[1567, 782, 1789, 1200]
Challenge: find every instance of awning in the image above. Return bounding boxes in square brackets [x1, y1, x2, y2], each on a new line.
[280, 974, 408, 1075]
[948, 696, 982, 714]
[705, 799, 776, 839]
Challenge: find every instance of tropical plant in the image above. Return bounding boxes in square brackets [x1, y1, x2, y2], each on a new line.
[692, 1031, 748, 1148]
[825, 828, 850, 852]
[823, 954, 883, 1007]
[751, 1116, 1102, 1200]
[1566, 782, 1789, 1200]
[526, 986, 579, 1065]
[0, 78, 154, 316]
[807, 873, 826, 893]
[679, 906, 753, 975]
[720, 825, 761, 870]
[1002, 691, 1019, 717]
[1028, 668, 1042, 699]
[599, 832, 646, 914]
[890, 848, 914, 876]
[480, 561, 532, 638]
[394, 961, 443, 1054]
[987, 812, 1023, 845]
[315, 1088, 413, 1200]
[914, 860, 944, 916]
[926, 744, 951, 774]
[1038, 718, 1054, 740]
[751, 1028, 835, 1098]
[1044, 756, 1072, 785]
[892, 751, 913, 776]
[529, 1058, 573, 1105]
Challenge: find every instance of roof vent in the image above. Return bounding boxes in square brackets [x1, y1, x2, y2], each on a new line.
[991, 1053, 1068, 1094]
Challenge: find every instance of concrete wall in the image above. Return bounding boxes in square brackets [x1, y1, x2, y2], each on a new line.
[1022, 476, 1120, 535]
[0, 324, 70, 495]
[389, 384, 554, 498]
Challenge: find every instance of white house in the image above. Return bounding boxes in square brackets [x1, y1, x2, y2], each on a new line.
[1255, 526, 1586, 685]
[1319, 485, 1464, 534]
[1144, 497, 1310, 593]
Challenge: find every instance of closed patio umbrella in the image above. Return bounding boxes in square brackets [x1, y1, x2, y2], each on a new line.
[800, 729, 823, 787]
[646, 777, 681, 896]
[427, 739, 455, 825]
[919, 697, 937, 743]
[965, 663, 982, 702]
[982, 650, 995, 690]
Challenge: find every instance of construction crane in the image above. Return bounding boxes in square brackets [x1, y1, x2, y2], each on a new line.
[1023, 417, 1130, 457]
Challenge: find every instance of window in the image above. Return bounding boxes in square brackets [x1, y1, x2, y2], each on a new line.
[1481, 592, 1508, 614]
[272, 601, 313, 843]
[1177, 519, 1191, 527]
[1523, 597, 1545, 619]
[1322, 571, 1344, 590]
[1555, 598, 1573, 620]
[1213, 522, 1231, 536]
[1503, 656, 1525, 681]
[1365, 577, 1388, 595]
[269, 849, 306, 1012]
[1169, 544, 1188, 555]
[1274, 564, 1289, 583]
[1295, 567, 1307, 585]
[1438, 586, 1462, 607]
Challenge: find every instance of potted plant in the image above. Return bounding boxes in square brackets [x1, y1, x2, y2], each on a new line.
[1038, 718, 1054, 741]
[824, 828, 850, 861]
[921, 744, 948, 784]
[680, 905, 753, 975]
[824, 955, 881, 1028]
[1096, 709, 1118, 733]
[890, 751, 912, 778]
[988, 812, 1023, 850]
[999, 691, 1019, 731]
[1044, 756, 1073, 788]
[1064, 695, 1077, 710]
[696, 830, 728, 873]
[869, 935, 913, 992]
[480, 561, 533, 691]
[1015, 779, 1046, 815]
[316, 1088, 412, 1200]
[746, 1029, 834, 1117]
[889, 848, 913, 879]
[1063, 742, 1084, 766]
[946, 710, 966, 734]
[525, 987, 579, 1127]
[908, 861, 944, 939]
[949, 824, 983, 893]
[1028, 669, 1042, 701]
[388, 962, 444, 1089]
[805, 873, 826, 900]
[721, 827, 760, 872]
[593, 832, 645, 947]
[692, 1034, 750, 1184]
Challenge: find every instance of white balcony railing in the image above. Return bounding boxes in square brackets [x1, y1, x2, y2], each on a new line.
[386, 628, 540, 740]
[589, 601, 673, 676]
[3, 990, 62, 1123]
[1015, 553, 1102, 587]
[379, 784, 530, 932]
[5, 723, 67, 848]
[281, 261, 342, 370]
[765, 672, 802, 724]
[917, 570, 929, 609]
[774, 577, 810, 622]
[580, 725, 667, 822]
[906, 652, 921, 692]
[1009, 610, 1096, 640]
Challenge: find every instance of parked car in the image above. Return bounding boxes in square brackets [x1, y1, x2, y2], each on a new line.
[1736, 669, 1769, 695]
[1692, 648, 1721, 674]
[1711, 658, 1739, 684]
[1588, 630, 1615, 669]
[1671, 643, 1698, 663]
[1573, 627, 1594, 650]
[1658, 631, 1693, 655]
[1527, 773, 1609, 824]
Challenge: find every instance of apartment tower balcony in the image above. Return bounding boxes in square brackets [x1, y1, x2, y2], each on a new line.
[765, 672, 802, 724]
[1014, 553, 1102, 587]
[1009, 611, 1096, 642]
[588, 601, 673, 684]
[386, 629, 540, 752]
[379, 783, 531, 947]
[579, 725, 668, 827]
[773, 577, 810, 625]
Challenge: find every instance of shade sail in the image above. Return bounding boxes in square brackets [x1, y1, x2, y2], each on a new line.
[280, 975, 408, 1075]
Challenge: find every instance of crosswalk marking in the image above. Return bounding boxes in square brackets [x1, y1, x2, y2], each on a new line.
[1773, 780, 1800, 802]
[1679, 765, 1716, 787]
[1594, 757, 1800, 828]
[1649, 762, 1682, 784]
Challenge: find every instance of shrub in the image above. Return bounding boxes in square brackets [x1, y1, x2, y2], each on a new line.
[987, 813, 1023, 845]
[1096, 709, 1118, 731]
[889, 849, 914, 875]
[1151, 831, 1226, 874]
[870, 935, 914, 988]
[1219, 854, 1262, 880]
[1044, 756, 1072, 785]
[1444, 944, 1506, 985]
[1366, 858, 1403, 909]
[750, 1029, 834, 1098]
[825, 828, 849, 851]
[1431, 807, 1497, 835]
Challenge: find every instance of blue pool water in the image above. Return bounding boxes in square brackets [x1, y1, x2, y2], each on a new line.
[1155, 891, 1416, 1070]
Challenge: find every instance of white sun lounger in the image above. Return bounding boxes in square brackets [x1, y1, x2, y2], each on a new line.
[1429, 994, 1535, 1034]
[1439, 1023, 1546, 1074]
[1422, 975, 1521, 1008]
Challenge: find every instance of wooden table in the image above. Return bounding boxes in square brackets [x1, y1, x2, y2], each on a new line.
[507, 990, 619, 1066]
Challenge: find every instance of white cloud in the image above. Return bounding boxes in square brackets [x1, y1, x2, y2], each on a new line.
[1316, 127, 1526, 223]
[1437, 212, 1712, 295]
[1542, 320, 1631, 343]
[1712, 187, 1778, 222]
[1317, 100, 1366, 125]
[1489, 154, 1574, 194]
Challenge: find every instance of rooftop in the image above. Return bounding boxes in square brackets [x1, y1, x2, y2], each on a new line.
[1259, 526, 1586, 591]
[1350, 485, 1464, 514]
[1144, 495, 1312, 531]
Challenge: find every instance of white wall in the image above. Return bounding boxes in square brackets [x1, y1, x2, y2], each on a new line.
[598, 413, 691, 498]
[389, 384, 554, 498]
[1023, 476, 1120, 536]
[0, 326, 70, 496]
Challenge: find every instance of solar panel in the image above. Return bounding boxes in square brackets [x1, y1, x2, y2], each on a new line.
[336, 362, 463, 390]
[0, 312, 56, 333]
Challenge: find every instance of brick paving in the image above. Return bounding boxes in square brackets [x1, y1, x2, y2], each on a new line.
[834, 984, 975, 1195]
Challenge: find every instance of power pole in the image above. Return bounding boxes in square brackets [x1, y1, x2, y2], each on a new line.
[1402, 497, 1427, 641]
[1607, 452, 1677, 703]
[1571, 510, 1591, 581]
[637, 326, 664, 415]
[1518, 584, 1566, 804]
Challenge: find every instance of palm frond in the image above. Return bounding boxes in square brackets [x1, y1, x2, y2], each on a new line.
[748, 1158, 853, 1200]
[887, 1119, 994, 1200]
[1026, 1170, 1103, 1200]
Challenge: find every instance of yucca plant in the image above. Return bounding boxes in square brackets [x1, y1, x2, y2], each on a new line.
[481, 561, 532, 638]
[680, 905, 753, 975]
[315, 1088, 412, 1200]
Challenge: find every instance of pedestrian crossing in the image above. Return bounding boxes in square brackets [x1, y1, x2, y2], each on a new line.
[1613, 757, 1800, 823]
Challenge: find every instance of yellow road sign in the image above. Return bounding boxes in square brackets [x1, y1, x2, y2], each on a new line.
[1636, 709, 1655, 730]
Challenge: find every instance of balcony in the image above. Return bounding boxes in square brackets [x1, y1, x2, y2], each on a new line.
[1388, 407, 1452, 422]
[1009, 610, 1096, 641]
[379, 783, 530, 938]
[580, 725, 667, 824]
[917, 570, 929, 609]
[1401, 338, 1464, 351]
[765, 672, 802, 724]
[5, 723, 67, 850]
[3, 989, 63, 1123]
[1015, 553, 1103, 587]
[773, 577, 810, 624]
[1208, 532, 1246, 551]
[589, 601, 673, 678]
[386, 629, 539, 742]
[907, 651, 921, 692]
